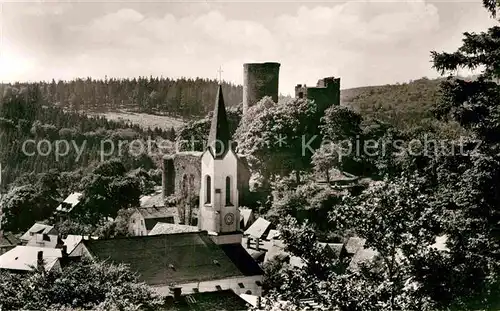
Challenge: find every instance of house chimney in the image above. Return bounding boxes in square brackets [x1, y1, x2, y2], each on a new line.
[169, 286, 182, 301]
[61, 245, 68, 257]
[37, 251, 43, 269]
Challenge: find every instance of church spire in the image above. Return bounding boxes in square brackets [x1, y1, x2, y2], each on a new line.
[207, 85, 230, 158]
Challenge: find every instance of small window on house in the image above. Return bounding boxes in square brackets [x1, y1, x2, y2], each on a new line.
[205, 175, 212, 204]
[215, 285, 222, 291]
[238, 283, 245, 288]
[132, 219, 135, 224]
[141, 220, 144, 225]
[225, 176, 232, 206]
[298, 91, 304, 99]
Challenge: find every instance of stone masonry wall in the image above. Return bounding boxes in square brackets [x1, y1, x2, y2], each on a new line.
[243, 62, 280, 114]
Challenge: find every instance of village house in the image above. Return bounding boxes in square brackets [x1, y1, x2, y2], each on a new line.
[0, 246, 65, 273]
[128, 206, 180, 236]
[55, 192, 83, 215]
[20, 223, 59, 244]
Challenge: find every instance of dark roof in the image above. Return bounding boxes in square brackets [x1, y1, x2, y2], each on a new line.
[207, 85, 230, 158]
[219, 243, 263, 276]
[162, 290, 249, 310]
[82, 231, 262, 286]
[0, 232, 20, 247]
[136, 206, 178, 231]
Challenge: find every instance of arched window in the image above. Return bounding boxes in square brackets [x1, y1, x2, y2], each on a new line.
[225, 176, 232, 205]
[205, 175, 211, 204]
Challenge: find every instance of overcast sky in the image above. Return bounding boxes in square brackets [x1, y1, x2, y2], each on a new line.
[0, 0, 497, 95]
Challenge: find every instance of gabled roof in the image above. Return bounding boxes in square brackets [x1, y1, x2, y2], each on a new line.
[244, 217, 272, 239]
[148, 223, 200, 236]
[207, 85, 231, 159]
[318, 242, 344, 257]
[136, 206, 178, 219]
[63, 235, 91, 253]
[0, 246, 62, 272]
[25, 233, 62, 248]
[56, 192, 83, 213]
[266, 229, 280, 241]
[82, 231, 262, 286]
[238, 208, 254, 228]
[20, 223, 58, 241]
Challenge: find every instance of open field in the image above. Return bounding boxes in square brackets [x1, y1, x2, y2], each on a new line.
[92, 111, 186, 130]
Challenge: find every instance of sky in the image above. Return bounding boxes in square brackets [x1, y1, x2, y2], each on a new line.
[0, 0, 498, 95]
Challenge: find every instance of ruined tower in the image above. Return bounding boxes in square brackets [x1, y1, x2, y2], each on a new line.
[295, 76, 340, 114]
[242, 62, 280, 114]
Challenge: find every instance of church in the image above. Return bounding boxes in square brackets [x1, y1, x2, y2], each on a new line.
[68, 82, 264, 297]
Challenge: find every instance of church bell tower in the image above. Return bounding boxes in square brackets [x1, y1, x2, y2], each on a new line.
[198, 85, 242, 245]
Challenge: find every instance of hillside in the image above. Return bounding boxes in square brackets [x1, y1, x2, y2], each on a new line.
[340, 78, 442, 131]
[0, 77, 243, 120]
[90, 111, 185, 131]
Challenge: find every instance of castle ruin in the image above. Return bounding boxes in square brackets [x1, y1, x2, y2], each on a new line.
[295, 77, 341, 114]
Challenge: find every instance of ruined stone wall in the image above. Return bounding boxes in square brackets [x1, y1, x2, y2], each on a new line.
[294, 77, 340, 114]
[162, 156, 175, 200]
[243, 62, 280, 114]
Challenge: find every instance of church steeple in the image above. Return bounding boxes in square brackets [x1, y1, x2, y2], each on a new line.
[207, 85, 230, 158]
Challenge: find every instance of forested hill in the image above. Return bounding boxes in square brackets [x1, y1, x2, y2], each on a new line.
[0, 77, 243, 119]
[341, 77, 443, 131]
[341, 76, 485, 132]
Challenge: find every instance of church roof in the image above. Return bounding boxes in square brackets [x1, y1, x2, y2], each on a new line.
[207, 85, 231, 159]
[81, 231, 262, 286]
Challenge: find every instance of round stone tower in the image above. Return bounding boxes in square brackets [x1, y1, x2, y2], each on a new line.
[243, 62, 280, 115]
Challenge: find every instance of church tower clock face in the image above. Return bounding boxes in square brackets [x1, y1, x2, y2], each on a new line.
[224, 213, 235, 225]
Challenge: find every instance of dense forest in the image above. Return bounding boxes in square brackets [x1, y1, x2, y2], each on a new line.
[0, 77, 243, 119]
[0, 85, 174, 190]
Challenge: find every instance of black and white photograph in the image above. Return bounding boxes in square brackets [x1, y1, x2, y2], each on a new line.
[0, 0, 499, 310]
